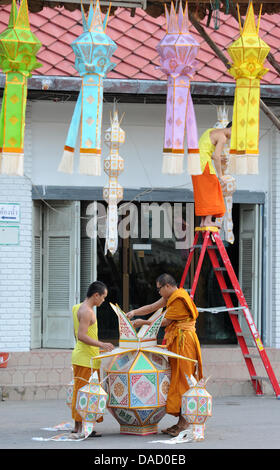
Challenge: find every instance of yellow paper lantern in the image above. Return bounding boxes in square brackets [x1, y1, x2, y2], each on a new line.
[227, 1, 270, 174]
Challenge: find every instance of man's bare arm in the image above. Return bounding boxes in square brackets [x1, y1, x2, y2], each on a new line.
[212, 135, 227, 179]
[126, 297, 167, 319]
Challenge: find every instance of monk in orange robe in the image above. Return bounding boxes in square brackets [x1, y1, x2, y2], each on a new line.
[126, 273, 203, 437]
[192, 124, 231, 227]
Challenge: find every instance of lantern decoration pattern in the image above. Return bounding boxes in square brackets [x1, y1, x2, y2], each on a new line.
[0, 0, 42, 176]
[66, 378, 74, 409]
[58, 0, 117, 176]
[156, 1, 201, 175]
[181, 374, 212, 441]
[214, 105, 236, 244]
[103, 109, 125, 255]
[94, 303, 197, 435]
[75, 371, 108, 438]
[227, 1, 270, 175]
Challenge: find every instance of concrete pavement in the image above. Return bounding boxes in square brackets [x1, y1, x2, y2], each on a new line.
[0, 395, 279, 451]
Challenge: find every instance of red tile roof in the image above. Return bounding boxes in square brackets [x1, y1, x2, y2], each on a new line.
[0, 4, 279, 84]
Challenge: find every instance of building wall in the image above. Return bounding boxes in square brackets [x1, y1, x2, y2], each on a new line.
[31, 101, 272, 194]
[0, 99, 277, 351]
[271, 123, 280, 348]
[0, 104, 33, 351]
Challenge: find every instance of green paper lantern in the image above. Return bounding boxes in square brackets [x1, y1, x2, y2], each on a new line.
[0, 0, 42, 175]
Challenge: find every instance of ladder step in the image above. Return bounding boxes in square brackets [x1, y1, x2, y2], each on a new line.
[244, 353, 261, 359]
[236, 332, 252, 339]
[221, 289, 236, 293]
[251, 376, 271, 382]
[214, 267, 227, 271]
[193, 244, 218, 250]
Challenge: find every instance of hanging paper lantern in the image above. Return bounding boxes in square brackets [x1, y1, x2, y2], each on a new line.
[213, 105, 236, 244]
[58, 0, 117, 176]
[0, 0, 41, 175]
[95, 304, 197, 435]
[75, 371, 108, 437]
[103, 109, 125, 255]
[156, 1, 201, 175]
[181, 375, 212, 441]
[227, 1, 270, 175]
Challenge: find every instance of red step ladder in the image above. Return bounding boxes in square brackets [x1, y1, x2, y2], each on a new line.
[180, 226, 280, 399]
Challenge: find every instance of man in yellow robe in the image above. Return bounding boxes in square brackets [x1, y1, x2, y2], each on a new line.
[126, 273, 203, 437]
[192, 124, 231, 227]
[71, 281, 114, 437]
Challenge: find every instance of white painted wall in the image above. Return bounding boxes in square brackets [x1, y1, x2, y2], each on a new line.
[271, 123, 280, 348]
[0, 97, 277, 352]
[31, 101, 272, 194]
[0, 105, 33, 352]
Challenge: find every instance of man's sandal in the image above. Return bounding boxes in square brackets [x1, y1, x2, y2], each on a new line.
[165, 424, 188, 437]
[161, 425, 178, 435]
[88, 430, 102, 438]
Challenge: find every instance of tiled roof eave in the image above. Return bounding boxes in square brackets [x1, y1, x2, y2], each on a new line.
[0, 74, 280, 101]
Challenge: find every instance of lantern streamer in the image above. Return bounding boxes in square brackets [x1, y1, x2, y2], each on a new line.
[214, 105, 236, 244]
[227, 1, 270, 175]
[58, 0, 117, 176]
[103, 109, 125, 255]
[157, 1, 201, 175]
[0, 0, 41, 176]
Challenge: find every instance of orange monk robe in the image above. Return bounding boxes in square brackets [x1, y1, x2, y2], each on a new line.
[192, 162, 225, 218]
[164, 288, 203, 417]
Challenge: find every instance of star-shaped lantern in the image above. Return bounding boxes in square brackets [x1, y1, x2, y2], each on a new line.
[94, 303, 197, 435]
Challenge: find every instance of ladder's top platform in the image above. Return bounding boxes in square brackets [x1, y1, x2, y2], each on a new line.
[195, 226, 219, 232]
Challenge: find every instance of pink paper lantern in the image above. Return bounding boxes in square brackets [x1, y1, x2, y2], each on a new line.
[157, 1, 201, 175]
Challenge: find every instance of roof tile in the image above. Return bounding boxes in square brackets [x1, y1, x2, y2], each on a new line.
[0, 5, 279, 85]
[126, 53, 149, 69]
[32, 29, 56, 47]
[37, 49, 63, 66]
[40, 21, 67, 38]
[117, 35, 141, 50]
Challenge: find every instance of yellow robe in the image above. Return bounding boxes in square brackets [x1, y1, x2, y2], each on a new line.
[164, 288, 203, 417]
[192, 128, 226, 218]
[71, 303, 102, 423]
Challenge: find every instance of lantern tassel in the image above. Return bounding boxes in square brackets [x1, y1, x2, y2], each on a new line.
[58, 147, 74, 174]
[79, 152, 101, 176]
[187, 152, 202, 175]
[162, 152, 184, 174]
[1, 151, 24, 176]
[247, 154, 259, 174]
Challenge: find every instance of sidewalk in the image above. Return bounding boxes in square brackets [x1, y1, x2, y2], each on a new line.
[0, 395, 279, 450]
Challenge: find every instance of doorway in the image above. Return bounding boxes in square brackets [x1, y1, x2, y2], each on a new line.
[96, 201, 243, 345]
